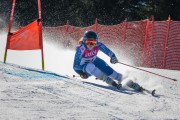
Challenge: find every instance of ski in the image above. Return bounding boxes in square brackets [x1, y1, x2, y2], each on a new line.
[125, 80, 159, 97]
[115, 87, 137, 95]
[141, 88, 158, 97]
[71, 75, 159, 97]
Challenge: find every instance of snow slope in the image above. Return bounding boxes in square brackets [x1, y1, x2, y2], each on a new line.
[1, 30, 180, 119]
[0, 61, 180, 119]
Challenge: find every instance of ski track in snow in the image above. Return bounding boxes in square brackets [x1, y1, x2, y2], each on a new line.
[0, 30, 180, 119]
[0, 62, 180, 119]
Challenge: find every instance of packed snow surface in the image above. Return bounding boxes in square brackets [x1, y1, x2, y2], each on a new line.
[0, 31, 180, 119]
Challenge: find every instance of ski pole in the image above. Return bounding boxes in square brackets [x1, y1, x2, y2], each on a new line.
[117, 62, 177, 81]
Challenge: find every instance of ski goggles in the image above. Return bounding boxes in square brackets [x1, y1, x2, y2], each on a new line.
[85, 40, 97, 45]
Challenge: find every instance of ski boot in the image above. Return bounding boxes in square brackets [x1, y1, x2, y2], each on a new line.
[126, 80, 143, 92]
[103, 77, 122, 90]
[112, 82, 122, 90]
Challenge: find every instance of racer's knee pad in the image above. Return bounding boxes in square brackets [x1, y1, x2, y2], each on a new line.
[85, 63, 102, 78]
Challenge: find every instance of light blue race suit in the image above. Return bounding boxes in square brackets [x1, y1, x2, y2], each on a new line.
[73, 42, 122, 80]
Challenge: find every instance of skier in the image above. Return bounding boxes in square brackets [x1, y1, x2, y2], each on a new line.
[73, 30, 142, 91]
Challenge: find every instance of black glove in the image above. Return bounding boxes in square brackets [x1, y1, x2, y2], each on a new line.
[80, 72, 89, 79]
[110, 55, 118, 64]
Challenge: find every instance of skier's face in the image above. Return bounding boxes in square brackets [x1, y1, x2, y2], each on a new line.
[86, 40, 97, 49]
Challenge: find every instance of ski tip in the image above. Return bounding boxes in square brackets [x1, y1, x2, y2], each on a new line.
[152, 89, 161, 98]
[152, 89, 156, 96]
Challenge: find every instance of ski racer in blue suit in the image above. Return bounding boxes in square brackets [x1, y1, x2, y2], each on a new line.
[73, 30, 123, 89]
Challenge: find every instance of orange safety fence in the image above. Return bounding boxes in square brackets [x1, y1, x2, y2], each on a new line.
[43, 18, 180, 71]
[165, 21, 180, 70]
